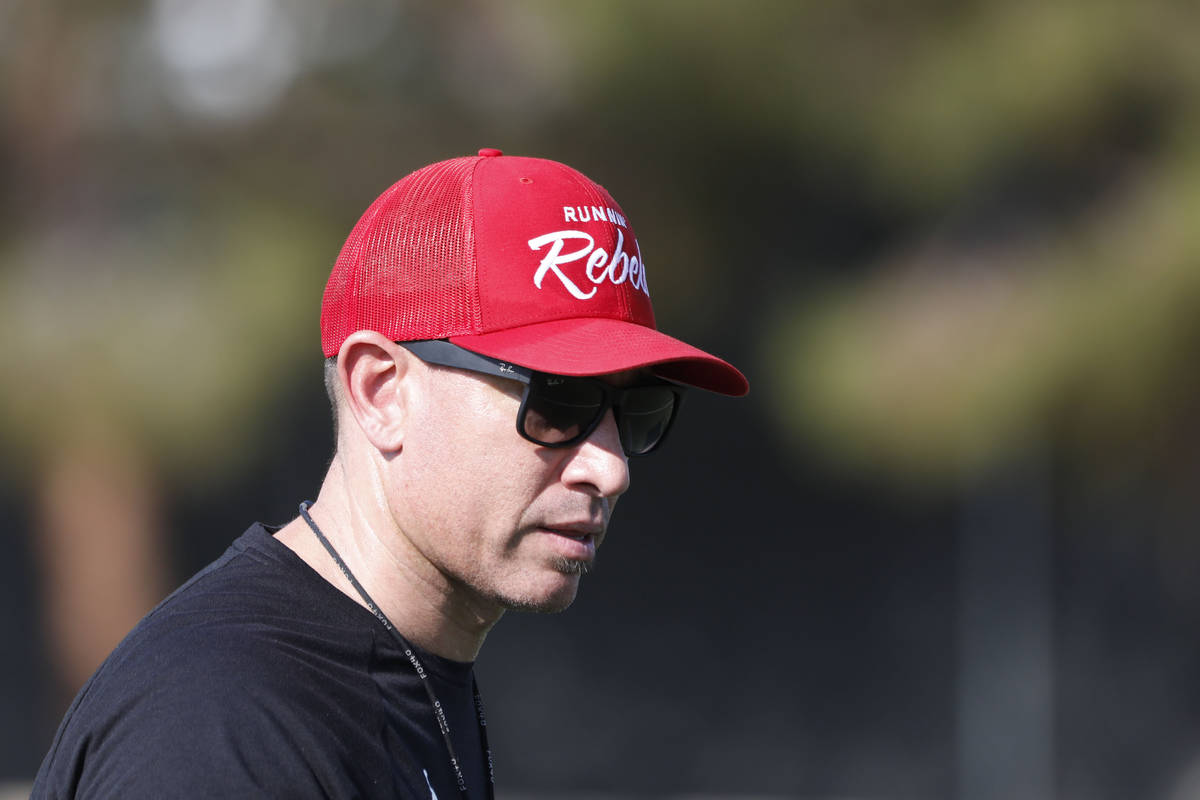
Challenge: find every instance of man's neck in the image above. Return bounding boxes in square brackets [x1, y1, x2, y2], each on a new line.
[275, 465, 502, 662]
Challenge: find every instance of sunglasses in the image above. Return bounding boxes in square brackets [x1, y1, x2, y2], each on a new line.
[398, 340, 683, 457]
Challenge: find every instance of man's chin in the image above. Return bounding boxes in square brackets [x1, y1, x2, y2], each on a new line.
[500, 571, 584, 614]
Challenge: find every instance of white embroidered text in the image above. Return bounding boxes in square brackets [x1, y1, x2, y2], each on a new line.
[527, 229, 649, 300]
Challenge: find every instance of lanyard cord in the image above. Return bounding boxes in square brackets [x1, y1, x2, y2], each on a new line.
[298, 502, 495, 799]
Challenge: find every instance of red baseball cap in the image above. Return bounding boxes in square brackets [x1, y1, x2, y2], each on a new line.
[321, 148, 748, 396]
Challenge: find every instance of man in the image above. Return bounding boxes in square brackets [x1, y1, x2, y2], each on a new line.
[33, 148, 748, 798]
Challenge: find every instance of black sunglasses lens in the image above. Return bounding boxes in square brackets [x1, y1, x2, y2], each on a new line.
[522, 377, 605, 445]
[616, 387, 677, 455]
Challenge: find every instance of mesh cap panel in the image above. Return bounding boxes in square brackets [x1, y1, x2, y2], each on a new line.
[321, 157, 481, 355]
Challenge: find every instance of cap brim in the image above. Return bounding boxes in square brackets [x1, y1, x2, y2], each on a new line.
[449, 318, 748, 397]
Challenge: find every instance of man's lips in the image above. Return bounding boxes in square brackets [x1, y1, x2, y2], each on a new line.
[543, 524, 602, 539]
[539, 524, 604, 559]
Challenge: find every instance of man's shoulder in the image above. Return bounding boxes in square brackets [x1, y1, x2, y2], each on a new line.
[99, 522, 379, 696]
[32, 523, 393, 799]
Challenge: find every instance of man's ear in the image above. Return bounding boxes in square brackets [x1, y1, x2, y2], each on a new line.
[336, 332, 416, 453]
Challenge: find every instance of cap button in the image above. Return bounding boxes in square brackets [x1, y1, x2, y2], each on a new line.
[478, 148, 503, 157]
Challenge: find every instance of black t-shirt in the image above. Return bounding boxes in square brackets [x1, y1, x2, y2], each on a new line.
[32, 523, 492, 799]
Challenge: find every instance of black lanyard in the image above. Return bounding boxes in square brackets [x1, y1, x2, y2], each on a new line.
[299, 502, 495, 799]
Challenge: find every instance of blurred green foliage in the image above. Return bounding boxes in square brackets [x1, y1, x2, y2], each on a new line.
[1, 0, 1198, 490]
[0, 203, 334, 481]
[759, 1, 1200, 484]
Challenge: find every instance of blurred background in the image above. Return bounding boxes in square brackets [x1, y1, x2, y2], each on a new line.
[3, 1, 1200, 798]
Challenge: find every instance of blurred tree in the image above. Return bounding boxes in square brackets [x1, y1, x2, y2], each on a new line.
[0, 0, 335, 697]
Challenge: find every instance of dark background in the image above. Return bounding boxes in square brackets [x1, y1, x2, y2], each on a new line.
[4, 2, 1200, 798]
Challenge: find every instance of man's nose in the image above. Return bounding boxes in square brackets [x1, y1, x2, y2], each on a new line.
[561, 410, 631, 499]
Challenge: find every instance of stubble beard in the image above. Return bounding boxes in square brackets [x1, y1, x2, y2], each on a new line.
[495, 557, 595, 614]
[551, 556, 593, 576]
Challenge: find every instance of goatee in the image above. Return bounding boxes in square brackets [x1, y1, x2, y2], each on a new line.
[551, 557, 592, 576]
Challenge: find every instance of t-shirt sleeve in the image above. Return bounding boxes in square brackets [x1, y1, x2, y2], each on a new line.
[33, 624, 388, 799]
[38, 685, 323, 798]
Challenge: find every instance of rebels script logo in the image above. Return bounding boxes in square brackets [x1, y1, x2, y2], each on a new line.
[526, 206, 650, 301]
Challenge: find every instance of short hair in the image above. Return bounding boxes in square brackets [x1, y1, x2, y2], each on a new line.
[324, 356, 341, 445]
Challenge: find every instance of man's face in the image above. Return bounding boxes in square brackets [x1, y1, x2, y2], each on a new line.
[390, 360, 632, 614]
